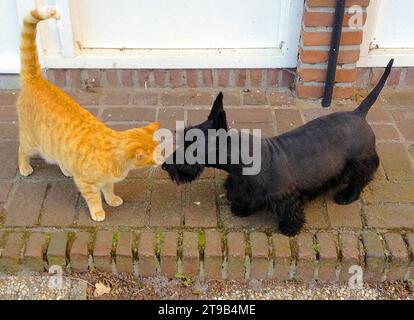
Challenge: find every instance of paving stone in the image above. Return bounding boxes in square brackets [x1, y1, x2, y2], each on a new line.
[114, 180, 148, 203]
[157, 107, 185, 131]
[0, 141, 18, 178]
[377, 143, 414, 181]
[116, 232, 134, 273]
[204, 231, 223, 279]
[70, 232, 91, 272]
[40, 182, 78, 227]
[269, 91, 295, 106]
[0, 122, 19, 139]
[4, 182, 47, 227]
[316, 233, 337, 283]
[138, 231, 157, 277]
[187, 109, 210, 125]
[101, 92, 130, 105]
[93, 231, 114, 273]
[102, 107, 155, 122]
[23, 233, 45, 272]
[184, 182, 217, 228]
[0, 181, 12, 203]
[182, 232, 199, 277]
[161, 91, 214, 106]
[219, 206, 275, 230]
[304, 198, 331, 230]
[296, 233, 316, 281]
[243, 91, 267, 105]
[132, 92, 158, 105]
[226, 108, 273, 123]
[230, 122, 275, 138]
[0, 233, 23, 273]
[249, 232, 269, 279]
[160, 232, 178, 278]
[362, 231, 385, 282]
[0, 107, 17, 121]
[371, 124, 400, 141]
[47, 233, 68, 268]
[384, 233, 410, 281]
[339, 233, 360, 282]
[28, 161, 69, 180]
[272, 234, 292, 280]
[326, 200, 362, 229]
[274, 109, 303, 134]
[301, 107, 330, 122]
[362, 181, 414, 204]
[365, 204, 414, 229]
[150, 183, 182, 227]
[227, 232, 246, 280]
[77, 204, 146, 227]
[0, 91, 18, 105]
[67, 90, 101, 105]
[366, 106, 393, 123]
[391, 110, 414, 141]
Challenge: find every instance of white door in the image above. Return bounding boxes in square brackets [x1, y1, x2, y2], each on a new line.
[359, 0, 414, 67]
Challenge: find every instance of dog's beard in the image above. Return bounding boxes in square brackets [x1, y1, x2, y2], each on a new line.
[162, 163, 205, 185]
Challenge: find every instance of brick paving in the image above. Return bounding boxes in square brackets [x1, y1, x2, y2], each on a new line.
[0, 87, 413, 283]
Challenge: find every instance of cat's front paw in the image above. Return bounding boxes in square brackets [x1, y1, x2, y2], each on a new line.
[106, 196, 123, 207]
[19, 165, 34, 177]
[91, 210, 106, 222]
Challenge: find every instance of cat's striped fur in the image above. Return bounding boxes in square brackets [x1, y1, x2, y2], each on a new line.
[17, 7, 160, 221]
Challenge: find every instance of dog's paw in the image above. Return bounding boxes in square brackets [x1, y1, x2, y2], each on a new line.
[278, 221, 302, 237]
[334, 191, 359, 205]
[230, 204, 254, 217]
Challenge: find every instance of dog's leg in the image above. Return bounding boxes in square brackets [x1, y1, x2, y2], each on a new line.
[334, 154, 379, 205]
[271, 197, 306, 237]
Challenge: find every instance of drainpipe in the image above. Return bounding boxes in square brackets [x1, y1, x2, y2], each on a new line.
[321, 0, 346, 108]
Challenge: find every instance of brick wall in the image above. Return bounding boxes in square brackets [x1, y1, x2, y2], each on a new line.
[357, 67, 414, 89]
[296, 0, 370, 99]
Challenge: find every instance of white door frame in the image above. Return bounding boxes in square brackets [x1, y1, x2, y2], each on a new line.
[44, 0, 303, 69]
[358, 0, 414, 67]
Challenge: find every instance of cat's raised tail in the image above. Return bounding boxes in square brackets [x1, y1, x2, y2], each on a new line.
[20, 7, 60, 81]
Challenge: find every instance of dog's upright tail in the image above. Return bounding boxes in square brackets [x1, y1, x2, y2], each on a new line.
[354, 59, 394, 117]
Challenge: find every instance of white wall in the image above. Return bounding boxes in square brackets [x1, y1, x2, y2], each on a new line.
[0, 0, 21, 73]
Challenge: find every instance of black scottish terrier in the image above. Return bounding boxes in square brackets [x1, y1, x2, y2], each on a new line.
[162, 59, 394, 236]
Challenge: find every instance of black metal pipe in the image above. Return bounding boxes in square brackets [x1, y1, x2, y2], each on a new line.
[321, 0, 346, 108]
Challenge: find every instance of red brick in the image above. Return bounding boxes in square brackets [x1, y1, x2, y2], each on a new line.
[170, 70, 184, 88]
[69, 69, 82, 88]
[184, 182, 217, 227]
[0, 141, 18, 178]
[154, 70, 167, 87]
[101, 92, 130, 105]
[227, 232, 246, 280]
[102, 107, 155, 122]
[268, 91, 295, 106]
[66, 89, 101, 105]
[304, 198, 331, 229]
[0, 91, 18, 105]
[234, 70, 247, 87]
[275, 109, 303, 134]
[116, 232, 134, 273]
[138, 231, 157, 277]
[202, 70, 213, 87]
[316, 233, 337, 283]
[366, 204, 414, 229]
[204, 231, 223, 279]
[53, 69, 67, 87]
[218, 69, 230, 87]
[301, 30, 363, 46]
[0, 181, 12, 203]
[391, 110, 414, 141]
[138, 70, 150, 88]
[384, 233, 409, 281]
[281, 70, 295, 87]
[303, 11, 367, 27]
[387, 68, 402, 87]
[132, 92, 158, 105]
[222, 91, 241, 106]
[362, 231, 385, 282]
[267, 69, 279, 87]
[249, 69, 263, 87]
[371, 124, 400, 141]
[150, 183, 182, 227]
[182, 232, 199, 277]
[93, 231, 114, 273]
[298, 67, 357, 83]
[160, 232, 178, 278]
[404, 69, 414, 87]
[326, 201, 363, 229]
[5, 182, 47, 227]
[0, 233, 23, 273]
[227, 108, 273, 123]
[296, 83, 324, 99]
[186, 70, 198, 88]
[272, 234, 291, 280]
[70, 232, 90, 272]
[40, 182, 78, 227]
[339, 233, 360, 282]
[407, 234, 414, 277]
[157, 108, 184, 131]
[356, 68, 371, 88]
[362, 181, 414, 204]
[105, 70, 117, 87]
[377, 143, 414, 181]
[86, 69, 101, 88]
[121, 70, 134, 87]
[161, 91, 213, 106]
[243, 91, 267, 105]
[250, 232, 269, 279]
[296, 233, 316, 281]
[23, 233, 45, 272]
[366, 105, 393, 123]
[300, 49, 360, 64]
[47, 233, 68, 268]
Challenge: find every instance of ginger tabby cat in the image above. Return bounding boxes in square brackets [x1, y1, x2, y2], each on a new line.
[17, 7, 160, 222]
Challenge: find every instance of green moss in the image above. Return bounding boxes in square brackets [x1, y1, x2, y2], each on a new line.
[198, 230, 206, 251]
[312, 243, 321, 255]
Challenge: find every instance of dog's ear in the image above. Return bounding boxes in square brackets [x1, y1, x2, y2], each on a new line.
[208, 92, 228, 130]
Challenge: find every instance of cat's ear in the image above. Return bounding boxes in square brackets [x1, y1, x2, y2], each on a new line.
[141, 122, 160, 135]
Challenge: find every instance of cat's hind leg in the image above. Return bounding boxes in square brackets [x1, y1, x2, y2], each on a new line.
[59, 166, 72, 177]
[18, 144, 34, 176]
[75, 178, 106, 221]
[101, 183, 123, 207]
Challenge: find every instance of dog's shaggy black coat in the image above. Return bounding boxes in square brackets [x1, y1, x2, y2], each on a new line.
[162, 59, 394, 236]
